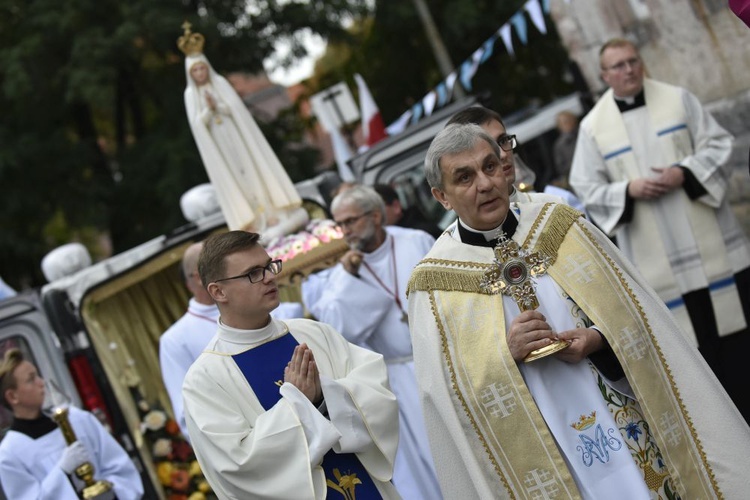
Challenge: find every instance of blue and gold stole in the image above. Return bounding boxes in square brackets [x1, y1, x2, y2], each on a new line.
[232, 332, 382, 499]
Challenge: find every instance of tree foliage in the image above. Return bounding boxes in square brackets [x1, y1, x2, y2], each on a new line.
[0, 0, 369, 289]
[312, 1, 577, 126]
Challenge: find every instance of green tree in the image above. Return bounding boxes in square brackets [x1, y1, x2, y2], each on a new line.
[0, 0, 370, 289]
[311, 1, 576, 126]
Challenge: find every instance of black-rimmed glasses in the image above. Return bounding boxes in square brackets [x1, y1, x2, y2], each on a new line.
[334, 211, 372, 230]
[498, 135, 517, 152]
[213, 259, 283, 284]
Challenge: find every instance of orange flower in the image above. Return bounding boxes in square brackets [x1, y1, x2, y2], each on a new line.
[165, 419, 181, 436]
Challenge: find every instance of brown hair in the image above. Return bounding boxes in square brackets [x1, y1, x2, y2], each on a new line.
[198, 231, 261, 286]
[447, 106, 506, 129]
[0, 349, 24, 410]
[599, 38, 638, 68]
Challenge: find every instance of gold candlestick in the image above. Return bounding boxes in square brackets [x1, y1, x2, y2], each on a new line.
[52, 407, 115, 499]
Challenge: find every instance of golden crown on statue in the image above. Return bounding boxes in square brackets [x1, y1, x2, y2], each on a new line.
[177, 21, 205, 56]
[570, 411, 597, 431]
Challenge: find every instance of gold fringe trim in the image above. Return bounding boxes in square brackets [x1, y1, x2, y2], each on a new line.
[531, 204, 583, 264]
[407, 266, 485, 295]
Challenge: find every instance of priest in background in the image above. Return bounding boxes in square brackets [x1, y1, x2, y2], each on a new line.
[407, 123, 750, 499]
[183, 230, 400, 499]
[308, 185, 442, 500]
[570, 38, 750, 422]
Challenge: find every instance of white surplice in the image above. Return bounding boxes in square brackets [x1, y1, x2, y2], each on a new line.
[308, 226, 442, 500]
[570, 80, 750, 339]
[0, 407, 143, 500]
[182, 317, 400, 500]
[159, 299, 220, 439]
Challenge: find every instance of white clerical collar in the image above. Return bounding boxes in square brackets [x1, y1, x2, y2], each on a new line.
[458, 217, 507, 242]
[218, 316, 283, 345]
[614, 93, 636, 105]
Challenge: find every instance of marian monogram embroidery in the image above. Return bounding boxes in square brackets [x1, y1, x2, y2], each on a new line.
[571, 411, 623, 467]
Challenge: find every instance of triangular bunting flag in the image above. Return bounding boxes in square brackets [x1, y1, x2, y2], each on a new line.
[422, 91, 438, 117]
[525, 0, 547, 34]
[511, 11, 528, 45]
[459, 47, 485, 91]
[410, 102, 424, 125]
[436, 82, 448, 108]
[386, 110, 413, 136]
[499, 23, 515, 57]
[445, 72, 458, 99]
[479, 36, 497, 64]
[542, 0, 551, 14]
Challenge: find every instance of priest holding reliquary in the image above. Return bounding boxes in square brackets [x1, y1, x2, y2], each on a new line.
[406, 123, 750, 499]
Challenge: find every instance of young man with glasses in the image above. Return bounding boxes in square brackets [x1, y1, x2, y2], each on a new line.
[159, 241, 305, 442]
[181, 230, 400, 499]
[570, 37, 750, 423]
[306, 185, 442, 500]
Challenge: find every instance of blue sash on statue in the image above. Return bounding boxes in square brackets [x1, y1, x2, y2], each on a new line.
[232, 332, 382, 499]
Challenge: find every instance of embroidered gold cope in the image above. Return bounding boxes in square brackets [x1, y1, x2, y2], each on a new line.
[406, 202, 750, 499]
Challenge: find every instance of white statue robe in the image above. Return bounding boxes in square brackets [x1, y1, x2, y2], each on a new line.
[0, 407, 143, 500]
[159, 299, 220, 439]
[308, 226, 441, 500]
[184, 54, 302, 232]
[570, 80, 750, 340]
[182, 317, 400, 500]
[407, 202, 750, 499]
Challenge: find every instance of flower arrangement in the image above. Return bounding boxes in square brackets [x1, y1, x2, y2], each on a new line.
[138, 406, 215, 500]
[266, 219, 344, 262]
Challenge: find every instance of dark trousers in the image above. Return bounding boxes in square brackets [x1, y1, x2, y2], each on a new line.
[684, 267, 750, 424]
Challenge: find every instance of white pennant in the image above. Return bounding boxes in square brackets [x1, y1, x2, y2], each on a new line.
[499, 23, 515, 57]
[422, 91, 437, 116]
[445, 72, 458, 98]
[525, 0, 547, 34]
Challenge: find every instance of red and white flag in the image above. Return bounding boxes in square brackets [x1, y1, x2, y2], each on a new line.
[354, 73, 388, 147]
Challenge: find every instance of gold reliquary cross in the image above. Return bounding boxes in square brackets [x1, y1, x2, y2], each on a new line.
[480, 233, 569, 362]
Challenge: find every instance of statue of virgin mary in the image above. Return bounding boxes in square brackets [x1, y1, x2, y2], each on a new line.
[178, 22, 308, 238]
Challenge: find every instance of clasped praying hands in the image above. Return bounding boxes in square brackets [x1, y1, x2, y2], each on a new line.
[284, 344, 323, 405]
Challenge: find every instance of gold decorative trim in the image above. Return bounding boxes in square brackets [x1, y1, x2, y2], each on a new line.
[408, 266, 486, 295]
[576, 221, 721, 498]
[530, 204, 582, 263]
[428, 291, 514, 497]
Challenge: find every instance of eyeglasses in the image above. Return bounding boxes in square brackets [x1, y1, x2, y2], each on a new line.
[603, 57, 641, 73]
[498, 135, 517, 152]
[213, 259, 283, 284]
[334, 211, 372, 230]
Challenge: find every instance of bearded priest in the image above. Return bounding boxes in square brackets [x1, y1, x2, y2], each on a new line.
[406, 123, 750, 499]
